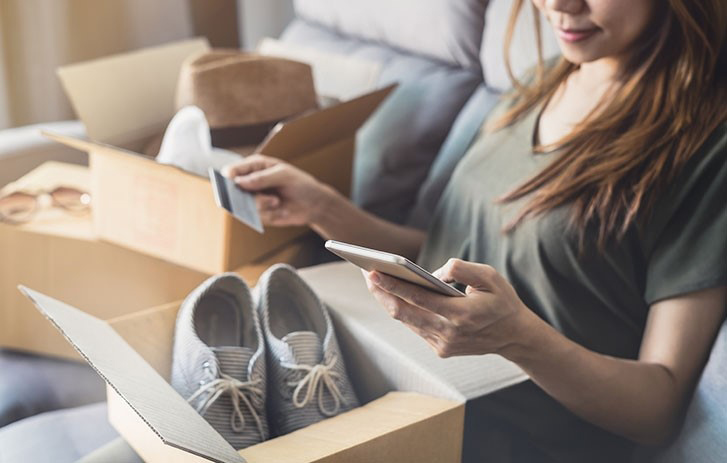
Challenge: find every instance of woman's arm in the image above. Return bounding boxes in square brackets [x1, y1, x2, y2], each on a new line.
[223, 154, 425, 259]
[310, 184, 425, 259]
[506, 285, 725, 445]
[363, 259, 726, 445]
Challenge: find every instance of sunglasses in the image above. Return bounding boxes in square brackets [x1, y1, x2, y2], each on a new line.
[0, 187, 91, 224]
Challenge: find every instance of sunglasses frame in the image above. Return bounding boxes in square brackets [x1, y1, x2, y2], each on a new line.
[0, 186, 91, 224]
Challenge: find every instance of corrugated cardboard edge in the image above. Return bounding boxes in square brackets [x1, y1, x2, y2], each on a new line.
[108, 388, 216, 463]
[17, 287, 169, 446]
[18, 286, 246, 463]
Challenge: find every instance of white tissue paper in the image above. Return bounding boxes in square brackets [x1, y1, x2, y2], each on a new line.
[156, 106, 242, 177]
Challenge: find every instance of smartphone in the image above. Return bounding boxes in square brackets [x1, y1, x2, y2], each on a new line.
[324, 240, 465, 297]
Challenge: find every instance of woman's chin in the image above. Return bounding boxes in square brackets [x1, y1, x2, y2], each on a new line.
[557, 44, 608, 66]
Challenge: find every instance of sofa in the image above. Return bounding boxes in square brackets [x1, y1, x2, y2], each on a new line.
[0, 1, 724, 462]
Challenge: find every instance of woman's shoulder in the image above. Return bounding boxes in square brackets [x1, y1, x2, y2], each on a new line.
[647, 121, 727, 231]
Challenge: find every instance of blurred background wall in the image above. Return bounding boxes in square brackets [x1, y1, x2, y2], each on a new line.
[238, 0, 294, 51]
[0, 0, 293, 130]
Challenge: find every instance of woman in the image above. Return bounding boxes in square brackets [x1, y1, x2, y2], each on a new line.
[224, 0, 726, 460]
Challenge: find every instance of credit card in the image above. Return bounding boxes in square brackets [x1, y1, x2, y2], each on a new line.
[208, 168, 264, 234]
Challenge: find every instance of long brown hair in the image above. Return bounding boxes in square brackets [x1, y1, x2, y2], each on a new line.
[491, 0, 727, 249]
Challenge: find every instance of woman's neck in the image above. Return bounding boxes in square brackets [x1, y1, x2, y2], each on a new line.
[575, 57, 622, 96]
[536, 57, 623, 147]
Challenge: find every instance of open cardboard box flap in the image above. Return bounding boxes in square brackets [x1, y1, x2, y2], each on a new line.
[45, 83, 395, 170]
[257, 86, 394, 159]
[47, 39, 396, 274]
[299, 262, 529, 401]
[18, 283, 464, 463]
[18, 286, 245, 463]
[56, 36, 395, 162]
[58, 38, 211, 144]
[39, 131, 204, 181]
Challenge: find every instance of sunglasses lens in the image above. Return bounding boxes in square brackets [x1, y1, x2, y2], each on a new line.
[0, 192, 37, 222]
[51, 187, 91, 211]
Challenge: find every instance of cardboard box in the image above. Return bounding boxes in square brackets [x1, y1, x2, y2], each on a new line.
[0, 162, 324, 360]
[17, 257, 529, 461]
[0, 162, 210, 360]
[19, 289, 464, 463]
[45, 38, 394, 274]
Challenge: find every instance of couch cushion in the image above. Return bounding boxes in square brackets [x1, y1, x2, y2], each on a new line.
[0, 120, 86, 188]
[481, 0, 560, 91]
[408, 84, 500, 230]
[292, 0, 488, 70]
[645, 321, 727, 462]
[0, 349, 106, 427]
[282, 20, 483, 224]
[77, 437, 143, 463]
[0, 402, 117, 463]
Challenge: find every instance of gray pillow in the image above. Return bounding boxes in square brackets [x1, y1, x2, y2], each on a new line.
[636, 321, 727, 463]
[282, 20, 483, 223]
[0, 349, 105, 427]
[77, 437, 143, 463]
[408, 84, 501, 230]
[292, 0, 489, 69]
[481, 0, 560, 91]
[0, 402, 117, 463]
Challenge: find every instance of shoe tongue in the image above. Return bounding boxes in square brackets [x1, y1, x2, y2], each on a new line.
[281, 331, 323, 366]
[211, 346, 255, 381]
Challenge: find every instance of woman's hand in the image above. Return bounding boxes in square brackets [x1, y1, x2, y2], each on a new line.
[222, 154, 335, 227]
[222, 154, 425, 258]
[363, 258, 536, 358]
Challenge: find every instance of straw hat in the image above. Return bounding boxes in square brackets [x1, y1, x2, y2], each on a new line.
[145, 49, 318, 157]
[176, 49, 318, 130]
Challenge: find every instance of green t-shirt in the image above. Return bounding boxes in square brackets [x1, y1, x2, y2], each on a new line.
[420, 102, 727, 359]
[419, 99, 726, 461]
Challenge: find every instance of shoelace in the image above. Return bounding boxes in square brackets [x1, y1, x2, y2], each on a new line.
[282, 355, 347, 416]
[187, 372, 265, 437]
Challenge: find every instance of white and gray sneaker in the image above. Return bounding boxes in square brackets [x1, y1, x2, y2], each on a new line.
[255, 264, 359, 436]
[170, 273, 269, 449]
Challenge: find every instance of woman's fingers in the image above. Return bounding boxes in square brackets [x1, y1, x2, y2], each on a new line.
[366, 274, 451, 332]
[364, 264, 528, 358]
[259, 208, 289, 226]
[364, 271, 461, 357]
[221, 154, 277, 179]
[403, 319, 450, 355]
[433, 258, 498, 292]
[255, 193, 280, 211]
[367, 271, 461, 319]
[233, 163, 290, 192]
